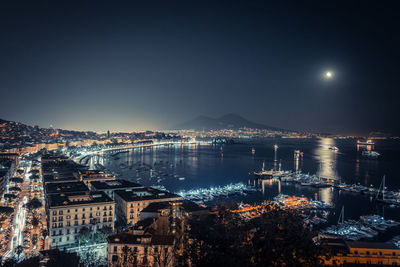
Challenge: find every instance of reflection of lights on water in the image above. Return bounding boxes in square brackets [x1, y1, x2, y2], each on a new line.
[319, 187, 333, 206]
[315, 138, 337, 180]
[314, 138, 336, 205]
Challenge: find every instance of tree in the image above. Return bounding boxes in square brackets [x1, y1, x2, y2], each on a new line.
[186, 205, 324, 267]
[1, 258, 17, 267]
[153, 245, 175, 267]
[43, 249, 80, 267]
[78, 250, 106, 267]
[77, 227, 91, 244]
[14, 245, 23, 262]
[32, 216, 39, 228]
[26, 198, 42, 212]
[93, 226, 113, 243]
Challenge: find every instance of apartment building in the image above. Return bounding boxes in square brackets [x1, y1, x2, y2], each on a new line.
[90, 179, 143, 200]
[114, 187, 181, 226]
[47, 191, 115, 248]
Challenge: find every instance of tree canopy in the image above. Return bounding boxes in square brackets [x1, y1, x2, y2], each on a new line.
[186, 204, 324, 267]
[26, 198, 42, 211]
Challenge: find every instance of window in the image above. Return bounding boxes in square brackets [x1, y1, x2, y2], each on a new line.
[366, 251, 370, 255]
[67, 209, 70, 213]
[114, 246, 117, 252]
[53, 211, 57, 215]
[144, 247, 147, 254]
[59, 211, 63, 215]
[393, 252, 396, 256]
[134, 247, 138, 252]
[59, 230, 62, 235]
[67, 221, 70, 226]
[112, 255, 118, 262]
[154, 247, 158, 253]
[354, 250, 358, 255]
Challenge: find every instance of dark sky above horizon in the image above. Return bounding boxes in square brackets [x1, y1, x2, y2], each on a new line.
[0, 1, 399, 134]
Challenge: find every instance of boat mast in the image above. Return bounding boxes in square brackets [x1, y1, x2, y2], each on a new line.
[338, 206, 344, 224]
[375, 175, 386, 200]
[274, 144, 278, 171]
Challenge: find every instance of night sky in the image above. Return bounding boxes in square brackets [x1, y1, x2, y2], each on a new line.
[0, 1, 399, 134]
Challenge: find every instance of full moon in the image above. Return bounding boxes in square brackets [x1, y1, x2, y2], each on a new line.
[325, 71, 333, 79]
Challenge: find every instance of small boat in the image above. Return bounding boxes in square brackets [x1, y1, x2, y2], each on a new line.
[329, 146, 339, 152]
[362, 151, 380, 158]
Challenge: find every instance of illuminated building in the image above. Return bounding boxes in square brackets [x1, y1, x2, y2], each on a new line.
[321, 239, 400, 266]
[46, 191, 115, 249]
[90, 179, 144, 199]
[77, 169, 116, 188]
[114, 188, 181, 226]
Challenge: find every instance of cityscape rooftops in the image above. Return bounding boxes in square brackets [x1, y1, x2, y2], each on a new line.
[141, 200, 207, 213]
[91, 179, 143, 190]
[47, 191, 113, 208]
[114, 187, 180, 202]
[45, 181, 89, 195]
[345, 241, 399, 250]
[107, 232, 174, 246]
[78, 169, 115, 181]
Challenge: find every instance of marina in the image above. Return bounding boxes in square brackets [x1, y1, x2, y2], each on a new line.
[176, 182, 258, 203]
[99, 138, 400, 243]
[322, 214, 400, 241]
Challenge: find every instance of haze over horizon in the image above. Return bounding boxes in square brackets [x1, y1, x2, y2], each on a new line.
[1, 1, 399, 135]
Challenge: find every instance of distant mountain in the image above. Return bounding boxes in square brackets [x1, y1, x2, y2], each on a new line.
[174, 114, 285, 131]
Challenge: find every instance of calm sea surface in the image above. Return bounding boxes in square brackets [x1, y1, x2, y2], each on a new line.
[92, 138, 400, 240]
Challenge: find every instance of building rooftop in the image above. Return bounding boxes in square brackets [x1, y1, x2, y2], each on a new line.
[91, 179, 143, 190]
[114, 188, 180, 202]
[79, 169, 115, 179]
[45, 181, 89, 195]
[346, 241, 399, 250]
[108, 232, 174, 246]
[47, 191, 113, 208]
[141, 200, 207, 213]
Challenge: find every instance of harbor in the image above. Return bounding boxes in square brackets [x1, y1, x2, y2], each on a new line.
[98, 137, 400, 244]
